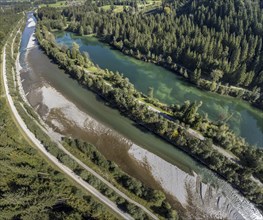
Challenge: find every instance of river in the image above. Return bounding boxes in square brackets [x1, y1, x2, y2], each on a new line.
[18, 12, 263, 219]
[55, 32, 263, 147]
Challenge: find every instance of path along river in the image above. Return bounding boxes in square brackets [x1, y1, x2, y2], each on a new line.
[18, 13, 263, 219]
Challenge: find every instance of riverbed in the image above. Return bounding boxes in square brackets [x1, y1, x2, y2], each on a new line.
[17, 12, 263, 220]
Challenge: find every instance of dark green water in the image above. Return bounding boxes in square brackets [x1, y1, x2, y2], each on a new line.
[55, 32, 263, 147]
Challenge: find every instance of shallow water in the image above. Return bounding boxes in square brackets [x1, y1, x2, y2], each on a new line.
[55, 32, 263, 147]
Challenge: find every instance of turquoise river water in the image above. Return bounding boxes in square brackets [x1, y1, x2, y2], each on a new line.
[55, 32, 263, 147]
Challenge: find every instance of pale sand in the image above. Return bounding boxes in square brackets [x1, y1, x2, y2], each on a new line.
[27, 34, 36, 50]
[127, 144, 262, 220]
[40, 85, 109, 134]
[129, 143, 192, 204]
[26, 16, 37, 50]
[27, 18, 36, 28]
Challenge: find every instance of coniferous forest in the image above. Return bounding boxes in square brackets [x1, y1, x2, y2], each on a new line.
[38, 0, 263, 108]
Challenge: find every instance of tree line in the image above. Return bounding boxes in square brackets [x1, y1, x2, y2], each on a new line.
[63, 137, 178, 219]
[0, 8, 23, 51]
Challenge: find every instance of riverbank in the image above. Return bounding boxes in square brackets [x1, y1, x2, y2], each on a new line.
[53, 21, 263, 111]
[103, 38, 263, 110]
[62, 2, 263, 112]
[55, 32, 263, 148]
[35, 20, 263, 213]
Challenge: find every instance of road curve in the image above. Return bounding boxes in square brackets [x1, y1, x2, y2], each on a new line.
[2, 45, 133, 220]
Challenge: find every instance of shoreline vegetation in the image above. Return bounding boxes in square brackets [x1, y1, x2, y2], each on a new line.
[36, 0, 263, 111]
[105, 39, 263, 109]
[6, 13, 179, 220]
[35, 12, 263, 211]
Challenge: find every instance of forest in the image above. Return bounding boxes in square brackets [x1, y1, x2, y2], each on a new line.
[37, 0, 263, 109]
[35, 18, 263, 210]
[0, 8, 23, 49]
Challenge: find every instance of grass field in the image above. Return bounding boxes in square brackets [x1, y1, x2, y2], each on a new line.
[99, 0, 161, 13]
[100, 5, 125, 13]
[39, 0, 85, 8]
